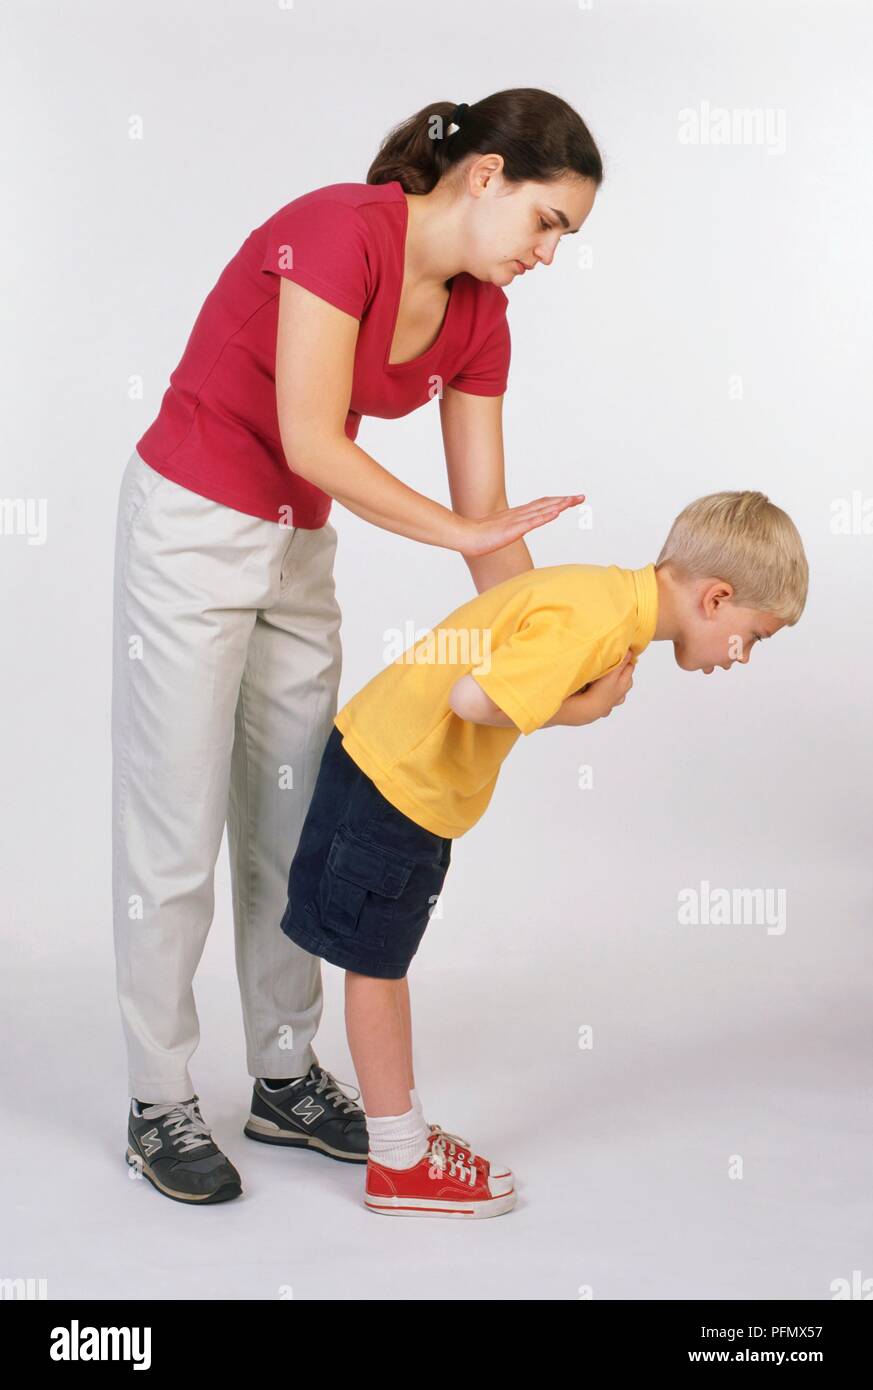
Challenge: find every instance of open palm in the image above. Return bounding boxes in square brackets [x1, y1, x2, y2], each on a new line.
[459, 494, 586, 558]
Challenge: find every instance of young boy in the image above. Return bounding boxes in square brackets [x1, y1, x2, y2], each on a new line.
[270, 491, 808, 1218]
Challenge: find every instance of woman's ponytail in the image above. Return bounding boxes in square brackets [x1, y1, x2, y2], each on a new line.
[366, 87, 604, 194]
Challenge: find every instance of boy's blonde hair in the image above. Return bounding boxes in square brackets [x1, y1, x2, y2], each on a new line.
[654, 491, 809, 625]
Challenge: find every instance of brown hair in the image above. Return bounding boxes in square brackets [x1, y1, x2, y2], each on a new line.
[655, 491, 809, 625]
[366, 87, 604, 195]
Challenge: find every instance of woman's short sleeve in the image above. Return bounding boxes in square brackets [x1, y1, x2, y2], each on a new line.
[260, 199, 370, 321]
[447, 301, 511, 396]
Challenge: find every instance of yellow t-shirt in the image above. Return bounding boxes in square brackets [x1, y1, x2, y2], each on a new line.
[334, 562, 658, 838]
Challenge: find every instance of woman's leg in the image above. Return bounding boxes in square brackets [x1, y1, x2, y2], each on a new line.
[111, 452, 261, 1103]
[227, 521, 343, 1082]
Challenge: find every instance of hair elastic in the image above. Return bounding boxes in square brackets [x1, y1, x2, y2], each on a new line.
[447, 102, 469, 135]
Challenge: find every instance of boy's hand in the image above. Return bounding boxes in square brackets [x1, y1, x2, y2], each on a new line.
[543, 651, 637, 729]
[575, 650, 636, 721]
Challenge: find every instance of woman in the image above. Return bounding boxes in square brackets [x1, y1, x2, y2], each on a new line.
[116, 87, 602, 1204]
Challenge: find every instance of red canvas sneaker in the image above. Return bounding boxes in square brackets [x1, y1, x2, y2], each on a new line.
[365, 1130, 516, 1219]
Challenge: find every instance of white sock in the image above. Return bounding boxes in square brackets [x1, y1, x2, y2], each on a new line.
[366, 1105, 429, 1170]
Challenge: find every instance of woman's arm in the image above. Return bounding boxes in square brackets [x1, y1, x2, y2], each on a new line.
[276, 279, 583, 554]
[439, 385, 535, 593]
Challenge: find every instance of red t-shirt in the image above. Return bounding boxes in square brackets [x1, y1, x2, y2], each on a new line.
[135, 180, 511, 528]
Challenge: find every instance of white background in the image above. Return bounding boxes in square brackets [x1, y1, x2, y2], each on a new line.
[2, 0, 871, 1300]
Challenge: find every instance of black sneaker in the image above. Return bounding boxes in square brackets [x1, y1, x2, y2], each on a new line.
[244, 1065, 368, 1163]
[126, 1095, 243, 1204]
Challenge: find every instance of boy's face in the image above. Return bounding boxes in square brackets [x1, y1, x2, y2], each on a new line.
[672, 580, 786, 674]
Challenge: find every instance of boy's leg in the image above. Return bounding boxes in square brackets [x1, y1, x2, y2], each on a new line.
[348, 969, 516, 1216]
[345, 973, 414, 1115]
[345, 971, 430, 1172]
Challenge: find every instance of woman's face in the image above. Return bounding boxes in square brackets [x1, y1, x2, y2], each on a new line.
[461, 167, 598, 285]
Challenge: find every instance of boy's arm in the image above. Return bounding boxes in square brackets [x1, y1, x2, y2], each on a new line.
[449, 674, 602, 729]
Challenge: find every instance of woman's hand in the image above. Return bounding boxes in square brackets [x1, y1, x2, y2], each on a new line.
[455, 494, 586, 557]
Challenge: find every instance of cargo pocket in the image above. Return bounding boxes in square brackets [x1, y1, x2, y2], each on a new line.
[315, 825, 414, 948]
[389, 854, 449, 947]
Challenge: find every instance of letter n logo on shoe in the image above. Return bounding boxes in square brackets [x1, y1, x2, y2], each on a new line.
[290, 1097, 325, 1126]
[141, 1128, 162, 1157]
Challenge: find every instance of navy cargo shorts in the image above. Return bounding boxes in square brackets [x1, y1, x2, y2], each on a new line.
[280, 724, 452, 979]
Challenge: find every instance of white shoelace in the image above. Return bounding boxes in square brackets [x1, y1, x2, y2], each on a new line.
[428, 1133, 478, 1186]
[429, 1124, 476, 1158]
[138, 1100, 213, 1153]
[307, 1066, 362, 1114]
